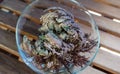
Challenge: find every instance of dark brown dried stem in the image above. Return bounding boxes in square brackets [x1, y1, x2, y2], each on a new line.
[22, 7, 98, 74]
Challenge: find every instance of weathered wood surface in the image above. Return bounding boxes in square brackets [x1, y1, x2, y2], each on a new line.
[0, 29, 17, 51]
[80, 66, 105, 74]
[0, 51, 36, 74]
[0, 0, 120, 53]
[0, 29, 19, 57]
[79, 0, 120, 19]
[0, 11, 38, 40]
[95, 0, 120, 8]
[93, 49, 120, 74]
[0, 0, 120, 74]
[1, 0, 120, 37]
[0, 28, 105, 74]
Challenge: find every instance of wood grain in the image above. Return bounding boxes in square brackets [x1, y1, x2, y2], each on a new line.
[0, 29, 17, 51]
[1, 0, 120, 38]
[92, 15, 120, 38]
[0, 0, 27, 11]
[78, 0, 120, 19]
[0, 51, 36, 74]
[0, 0, 41, 24]
[0, 30, 105, 74]
[1, 1, 120, 54]
[95, 0, 120, 8]
[0, 28, 105, 74]
[80, 22, 120, 53]
[0, 44, 19, 57]
[93, 49, 120, 74]
[81, 66, 105, 74]
[0, 10, 39, 39]
[0, 0, 120, 73]
[79, 19, 120, 73]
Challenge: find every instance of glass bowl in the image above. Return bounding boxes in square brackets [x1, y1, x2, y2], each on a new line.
[16, 0, 100, 74]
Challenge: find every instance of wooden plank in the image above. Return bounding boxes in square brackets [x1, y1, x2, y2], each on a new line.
[95, 0, 120, 8]
[1, 0, 120, 38]
[0, 0, 41, 24]
[0, 27, 36, 57]
[0, 0, 27, 12]
[0, 22, 38, 40]
[0, 28, 20, 59]
[65, 6, 120, 53]
[0, 27, 36, 58]
[0, 44, 19, 57]
[100, 31, 120, 53]
[0, 29, 108, 74]
[0, 2, 44, 40]
[35, 0, 120, 38]
[0, 29, 17, 52]
[1, 5, 120, 53]
[30, 0, 120, 38]
[0, 29, 105, 74]
[0, 10, 18, 27]
[0, 51, 105, 74]
[93, 49, 120, 74]
[0, 28, 104, 74]
[29, 7, 44, 19]
[81, 66, 105, 74]
[92, 15, 120, 38]
[75, 9, 120, 37]
[0, 0, 119, 73]
[4, 0, 120, 38]
[0, 10, 39, 39]
[36, 0, 120, 38]
[79, 0, 120, 19]
[0, 51, 36, 74]
[1, 1, 120, 53]
[80, 23, 120, 53]
[2, 0, 120, 36]
[77, 14, 120, 53]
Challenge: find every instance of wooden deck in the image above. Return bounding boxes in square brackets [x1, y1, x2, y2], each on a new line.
[0, 0, 120, 74]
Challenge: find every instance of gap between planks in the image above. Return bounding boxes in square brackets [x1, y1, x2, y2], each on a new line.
[0, 6, 41, 24]
[0, 44, 19, 57]
[1, 0, 120, 38]
[0, 8, 120, 54]
[0, 15, 119, 73]
[0, 0, 119, 73]
[92, 47, 120, 74]
[0, 51, 35, 74]
[79, 0, 120, 20]
[0, 28, 106, 74]
[0, 22, 38, 40]
[0, 29, 106, 74]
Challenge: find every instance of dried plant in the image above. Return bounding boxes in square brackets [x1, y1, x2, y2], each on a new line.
[21, 7, 97, 74]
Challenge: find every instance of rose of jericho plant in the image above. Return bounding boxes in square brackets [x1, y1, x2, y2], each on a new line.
[21, 7, 97, 74]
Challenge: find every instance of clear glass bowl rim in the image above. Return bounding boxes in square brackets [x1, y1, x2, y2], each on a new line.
[16, 0, 100, 74]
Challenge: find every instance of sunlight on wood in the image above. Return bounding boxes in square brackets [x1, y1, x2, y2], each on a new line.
[100, 47, 120, 57]
[88, 10, 102, 16]
[113, 19, 120, 23]
[1, 8, 9, 13]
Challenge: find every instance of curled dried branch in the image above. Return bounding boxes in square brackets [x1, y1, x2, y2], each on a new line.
[21, 7, 98, 74]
